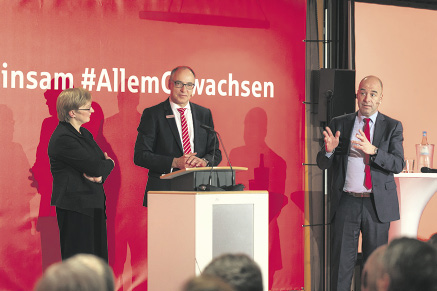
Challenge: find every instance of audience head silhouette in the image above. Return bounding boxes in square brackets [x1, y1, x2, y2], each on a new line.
[428, 232, 437, 249]
[202, 253, 263, 291]
[361, 244, 387, 291]
[380, 237, 437, 291]
[183, 275, 235, 291]
[34, 253, 114, 291]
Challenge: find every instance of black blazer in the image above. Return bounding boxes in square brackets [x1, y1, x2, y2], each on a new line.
[48, 122, 114, 214]
[317, 112, 405, 223]
[134, 98, 222, 205]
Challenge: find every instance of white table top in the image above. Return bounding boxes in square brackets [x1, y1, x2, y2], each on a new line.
[395, 173, 437, 178]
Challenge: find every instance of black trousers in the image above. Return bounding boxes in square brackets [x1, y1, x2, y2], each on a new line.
[330, 193, 390, 291]
[56, 207, 108, 262]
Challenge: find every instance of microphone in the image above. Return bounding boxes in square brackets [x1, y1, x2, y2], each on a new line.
[198, 124, 244, 191]
[325, 90, 333, 101]
[421, 167, 437, 173]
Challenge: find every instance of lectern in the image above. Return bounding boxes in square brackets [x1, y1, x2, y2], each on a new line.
[148, 167, 269, 291]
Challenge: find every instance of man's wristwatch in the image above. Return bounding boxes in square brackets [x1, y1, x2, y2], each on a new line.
[373, 147, 378, 155]
[202, 158, 209, 166]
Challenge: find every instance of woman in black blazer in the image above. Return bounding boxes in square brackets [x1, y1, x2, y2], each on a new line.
[48, 88, 114, 261]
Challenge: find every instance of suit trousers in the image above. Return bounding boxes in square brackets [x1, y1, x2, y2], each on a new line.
[56, 207, 108, 262]
[330, 193, 390, 291]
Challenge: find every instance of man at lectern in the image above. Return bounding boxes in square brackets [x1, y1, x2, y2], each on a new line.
[316, 75, 404, 291]
[134, 66, 222, 206]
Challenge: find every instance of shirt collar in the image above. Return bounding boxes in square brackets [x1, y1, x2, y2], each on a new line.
[358, 111, 378, 124]
[169, 99, 191, 112]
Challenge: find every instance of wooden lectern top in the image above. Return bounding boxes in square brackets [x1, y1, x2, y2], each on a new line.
[160, 166, 248, 180]
[148, 190, 268, 195]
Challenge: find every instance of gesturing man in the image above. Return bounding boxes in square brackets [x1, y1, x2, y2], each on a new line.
[317, 75, 404, 291]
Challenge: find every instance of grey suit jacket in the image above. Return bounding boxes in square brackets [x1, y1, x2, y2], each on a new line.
[317, 112, 404, 223]
[134, 98, 222, 206]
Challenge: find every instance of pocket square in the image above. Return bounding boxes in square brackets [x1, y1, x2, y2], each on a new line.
[166, 115, 175, 118]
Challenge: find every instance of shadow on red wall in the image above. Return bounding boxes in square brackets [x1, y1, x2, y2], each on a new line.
[102, 86, 148, 290]
[1, 104, 42, 290]
[229, 107, 287, 289]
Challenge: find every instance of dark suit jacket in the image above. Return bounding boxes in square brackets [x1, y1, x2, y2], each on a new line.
[48, 122, 114, 215]
[134, 98, 222, 205]
[317, 112, 404, 223]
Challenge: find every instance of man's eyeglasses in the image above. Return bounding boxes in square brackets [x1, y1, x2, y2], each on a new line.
[172, 80, 195, 90]
[77, 107, 92, 111]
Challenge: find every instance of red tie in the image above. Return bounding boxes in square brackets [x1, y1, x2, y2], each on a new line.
[177, 108, 192, 154]
[364, 118, 372, 190]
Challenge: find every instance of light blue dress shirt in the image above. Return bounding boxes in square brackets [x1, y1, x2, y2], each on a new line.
[343, 112, 378, 193]
[325, 111, 378, 193]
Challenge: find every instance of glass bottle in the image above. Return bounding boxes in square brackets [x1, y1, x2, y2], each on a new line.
[421, 131, 429, 145]
[419, 131, 430, 170]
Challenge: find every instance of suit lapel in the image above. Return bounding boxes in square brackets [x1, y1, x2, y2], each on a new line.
[164, 99, 184, 153]
[343, 113, 356, 144]
[342, 113, 357, 171]
[191, 103, 200, 153]
[372, 112, 386, 147]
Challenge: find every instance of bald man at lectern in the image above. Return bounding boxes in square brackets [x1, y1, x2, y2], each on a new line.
[316, 75, 404, 291]
[134, 66, 222, 206]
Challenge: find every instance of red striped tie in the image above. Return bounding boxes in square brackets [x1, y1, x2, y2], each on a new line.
[177, 108, 192, 154]
[364, 118, 372, 190]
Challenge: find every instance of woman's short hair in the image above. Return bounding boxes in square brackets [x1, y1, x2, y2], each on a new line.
[56, 88, 92, 122]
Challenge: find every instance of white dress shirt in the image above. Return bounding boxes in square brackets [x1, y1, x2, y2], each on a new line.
[170, 100, 195, 153]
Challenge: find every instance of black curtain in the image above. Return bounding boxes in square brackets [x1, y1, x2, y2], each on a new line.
[325, 0, 355, 69]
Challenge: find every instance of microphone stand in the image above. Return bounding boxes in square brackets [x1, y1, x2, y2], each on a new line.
[207, 130, 217, 187]
[215, 130, 234, 187]
[200, 124, 242, 191]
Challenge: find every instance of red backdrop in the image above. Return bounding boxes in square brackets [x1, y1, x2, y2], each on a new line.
[0, 1, 305, 290]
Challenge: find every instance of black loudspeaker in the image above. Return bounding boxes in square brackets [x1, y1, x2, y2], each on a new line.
[313, 69, 356, 125]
